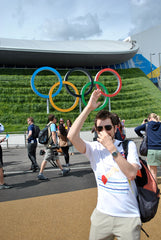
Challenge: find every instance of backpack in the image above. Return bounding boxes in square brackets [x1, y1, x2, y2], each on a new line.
[122, 140, 160, 223]
[38, 123, 51, 144]
[139, 123, 148, 156]
[32, 125, 40, 139]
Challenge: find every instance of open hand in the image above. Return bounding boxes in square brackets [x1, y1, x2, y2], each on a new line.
[87, 89, 102, 110]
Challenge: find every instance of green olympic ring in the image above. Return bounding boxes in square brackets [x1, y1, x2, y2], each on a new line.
[81, 81, 109, 111]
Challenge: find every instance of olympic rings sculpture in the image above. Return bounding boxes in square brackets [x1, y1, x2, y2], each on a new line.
[31, 66, 122, 112]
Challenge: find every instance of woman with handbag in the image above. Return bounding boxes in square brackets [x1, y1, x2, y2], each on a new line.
[58, 123, 70, 167]
[135, 113, 161, 182]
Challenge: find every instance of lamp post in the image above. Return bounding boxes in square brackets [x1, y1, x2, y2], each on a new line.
[150, 53, 155, 79]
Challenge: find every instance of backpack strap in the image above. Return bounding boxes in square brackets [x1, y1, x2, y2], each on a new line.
[119, 139, 134, 193]
[47, 122, 52, 145]
[118, 139, 131, 159]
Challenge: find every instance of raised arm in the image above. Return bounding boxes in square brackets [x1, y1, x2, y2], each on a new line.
[134, 123, 146, 138]
[67, 89, 102, 154]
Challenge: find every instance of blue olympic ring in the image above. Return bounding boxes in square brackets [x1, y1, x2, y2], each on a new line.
[31, 66, 63, 99]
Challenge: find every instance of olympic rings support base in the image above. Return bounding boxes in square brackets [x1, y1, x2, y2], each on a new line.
[31, 67, 122, 113]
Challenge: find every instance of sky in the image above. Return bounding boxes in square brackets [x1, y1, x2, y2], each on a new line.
[0, 0, 161, 42]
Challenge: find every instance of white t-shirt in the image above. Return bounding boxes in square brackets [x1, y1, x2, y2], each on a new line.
[85, 139, 141, 217]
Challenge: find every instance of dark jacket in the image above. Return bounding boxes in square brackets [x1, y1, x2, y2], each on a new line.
[135, 121, 161, 150]
[115, 127, 125, 141]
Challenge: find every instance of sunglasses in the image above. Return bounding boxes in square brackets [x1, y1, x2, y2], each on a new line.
[96, 125, 112, 132]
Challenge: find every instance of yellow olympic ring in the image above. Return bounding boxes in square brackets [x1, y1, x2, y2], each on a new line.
[49, 81, 79, 113]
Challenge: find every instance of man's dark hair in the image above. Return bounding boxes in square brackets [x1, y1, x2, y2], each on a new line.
[48, 114, 55, 122]
[94, 110, 116, 128]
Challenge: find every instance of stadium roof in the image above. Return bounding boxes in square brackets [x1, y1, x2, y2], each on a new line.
[0, 38, 139, 68]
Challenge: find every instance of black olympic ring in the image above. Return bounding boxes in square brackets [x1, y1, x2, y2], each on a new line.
[64, 67, 94, 98]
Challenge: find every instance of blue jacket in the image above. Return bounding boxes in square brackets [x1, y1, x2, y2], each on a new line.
[135, 121, 161, 150]
[27, 124, 37, 143]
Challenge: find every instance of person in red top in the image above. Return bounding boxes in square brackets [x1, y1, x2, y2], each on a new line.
[113, 113, 126, 141]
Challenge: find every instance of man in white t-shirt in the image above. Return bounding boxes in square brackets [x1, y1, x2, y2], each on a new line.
[68, 89, 141, 240]
[38, 114, 70, 180]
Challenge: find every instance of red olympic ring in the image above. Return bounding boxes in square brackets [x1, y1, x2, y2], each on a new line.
[95, 68, 122, 97]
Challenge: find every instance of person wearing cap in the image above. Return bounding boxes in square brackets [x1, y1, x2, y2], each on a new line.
[57, 118, 65, 130]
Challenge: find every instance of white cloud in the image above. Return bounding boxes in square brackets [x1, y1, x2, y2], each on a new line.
[1, 0, 161, 41]
[130, 0, 161, 35]
[131, 0, 147, 6]
[40, 13, 102, 40]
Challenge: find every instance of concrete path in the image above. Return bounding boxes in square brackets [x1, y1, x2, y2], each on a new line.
[0, 144, 161, 240]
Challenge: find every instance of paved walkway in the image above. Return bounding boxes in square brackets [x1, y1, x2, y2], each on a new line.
[0, 145, 161, 240]
[0, 146, 95, 202]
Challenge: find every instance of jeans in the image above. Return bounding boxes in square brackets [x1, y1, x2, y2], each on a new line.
[27, 142, 38, 169]
[61, 146, 69, 164]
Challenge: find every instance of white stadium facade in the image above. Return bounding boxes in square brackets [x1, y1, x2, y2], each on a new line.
[1, 24, 161, 89]
[131, 24, 161, 88]
[0, 38, 138, 68]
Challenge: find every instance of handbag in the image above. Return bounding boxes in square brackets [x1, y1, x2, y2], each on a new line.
[139, 124, 148, 156]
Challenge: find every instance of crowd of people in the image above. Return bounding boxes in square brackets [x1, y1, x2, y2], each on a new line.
[27, 115, 72, 180]
[1, 88, 161, 239]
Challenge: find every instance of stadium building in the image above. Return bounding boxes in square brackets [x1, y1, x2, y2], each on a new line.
[1, 25, 161, 89]
[0, 38, 138, 69]
[131, 24, 161, 88]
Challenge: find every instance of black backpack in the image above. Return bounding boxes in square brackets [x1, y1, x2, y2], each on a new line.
[139, 123, 148, 156]
[32, 125, 40, 139]
[38, 123, 51, 144]
[122, 140, 160, 237]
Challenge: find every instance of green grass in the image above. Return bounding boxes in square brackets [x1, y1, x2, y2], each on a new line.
[0, 67, 161, 132]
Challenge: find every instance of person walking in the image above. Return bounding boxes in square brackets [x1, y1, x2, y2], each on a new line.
[0, 136, 12, 189]
[68, 89, 141, 240]
[135, 112, 161, 182]
[27, 117, 39, 172]
[37, 114, 70, 180]
[58, 123, 70, 167]
[66, 119, 74, 155]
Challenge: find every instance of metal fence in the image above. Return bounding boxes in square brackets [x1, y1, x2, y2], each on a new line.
[0, 128, 142, 149]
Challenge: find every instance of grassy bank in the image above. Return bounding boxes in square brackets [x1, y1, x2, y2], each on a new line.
[0, 67, 160, 132]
